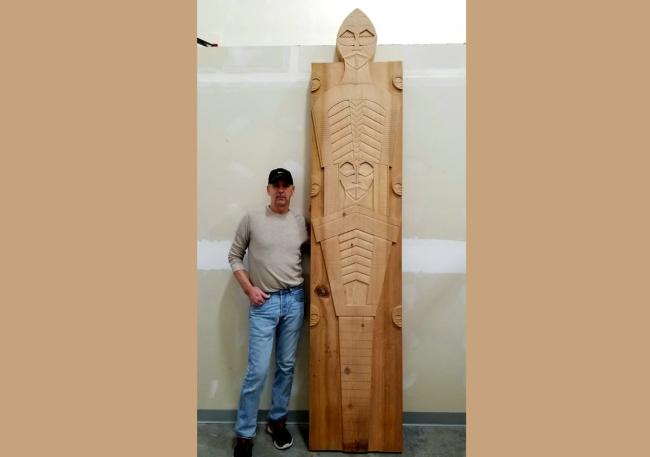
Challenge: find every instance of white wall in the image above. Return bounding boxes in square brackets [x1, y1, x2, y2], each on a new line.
[197, 44, 466, 413]
[197, 0, 466, 46]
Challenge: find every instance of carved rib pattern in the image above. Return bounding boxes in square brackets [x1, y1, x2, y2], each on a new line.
[327, 99, 385, 163]
[339, 229, 373, 285]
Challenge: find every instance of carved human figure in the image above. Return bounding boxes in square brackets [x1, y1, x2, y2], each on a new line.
[310, 9, 402, 452]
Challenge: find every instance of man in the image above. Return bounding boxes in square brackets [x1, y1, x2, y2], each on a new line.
[228, 168, 309, 457]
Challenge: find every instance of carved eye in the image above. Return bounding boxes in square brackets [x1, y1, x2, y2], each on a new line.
[339, 30, 355, 39]
[358, 162, 373, 177]
[340, 162, 355, 177]
[358, 29, 375, 47]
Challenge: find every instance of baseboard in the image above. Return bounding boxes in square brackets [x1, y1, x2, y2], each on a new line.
[197, 409, 465, 425]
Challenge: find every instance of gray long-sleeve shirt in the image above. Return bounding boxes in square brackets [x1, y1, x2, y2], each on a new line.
[228, 206, 309, 293]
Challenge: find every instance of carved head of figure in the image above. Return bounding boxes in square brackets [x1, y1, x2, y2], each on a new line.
[336, 9, 377, 70]
[339, 159, 374, 201]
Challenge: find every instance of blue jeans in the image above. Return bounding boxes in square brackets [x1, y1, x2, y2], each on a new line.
[234, 285, 305, 438]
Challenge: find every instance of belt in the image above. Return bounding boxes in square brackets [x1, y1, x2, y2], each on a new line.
[270, 284, 303, 294]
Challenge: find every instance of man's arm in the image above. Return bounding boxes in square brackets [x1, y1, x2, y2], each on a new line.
[233, 270, 269, 306]
[228, 213, 270, 306]
[302, 217, 311, 254]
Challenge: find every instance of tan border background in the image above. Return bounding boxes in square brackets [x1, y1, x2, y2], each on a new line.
[1, 1, 197, 456]
[2, 1, 650, 456]
[467, 1, 650, 456]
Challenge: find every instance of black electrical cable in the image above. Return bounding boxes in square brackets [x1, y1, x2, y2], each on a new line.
[197, 38, 218, 47]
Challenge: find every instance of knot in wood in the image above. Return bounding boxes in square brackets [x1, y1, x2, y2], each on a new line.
[315, 285, 330, 298]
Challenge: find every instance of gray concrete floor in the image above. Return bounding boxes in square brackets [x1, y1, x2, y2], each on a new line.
[198, 423, 465, 457]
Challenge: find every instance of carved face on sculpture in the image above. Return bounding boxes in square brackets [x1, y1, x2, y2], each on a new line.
[339, 160, 374, 200]
[336, 9, 377, 70]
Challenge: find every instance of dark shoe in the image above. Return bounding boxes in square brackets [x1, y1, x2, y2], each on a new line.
[233, 437, 253, 457]
[266, 418, 293, 450]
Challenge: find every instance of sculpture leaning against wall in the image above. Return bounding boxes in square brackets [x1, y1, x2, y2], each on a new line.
[309, 9, 403, 452]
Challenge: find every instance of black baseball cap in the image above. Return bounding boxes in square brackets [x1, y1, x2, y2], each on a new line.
[268, 168, 294, 185]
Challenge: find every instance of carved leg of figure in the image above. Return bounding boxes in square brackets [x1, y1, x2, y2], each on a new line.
[338, 316, 374, 451]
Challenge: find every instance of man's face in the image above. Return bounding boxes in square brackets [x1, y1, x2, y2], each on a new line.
[267, 180, 294, 210]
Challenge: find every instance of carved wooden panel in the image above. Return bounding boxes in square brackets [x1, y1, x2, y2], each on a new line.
[309, 9, 403, 452]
